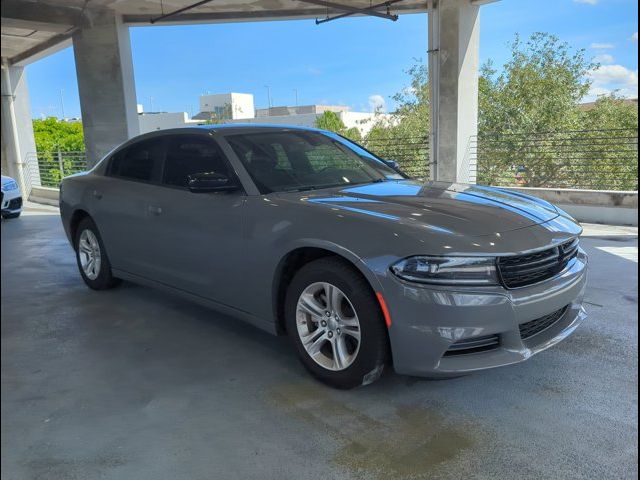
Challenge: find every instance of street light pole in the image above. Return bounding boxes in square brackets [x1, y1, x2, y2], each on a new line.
[60, 89, 65, 120]
[264, 85, 272, 109]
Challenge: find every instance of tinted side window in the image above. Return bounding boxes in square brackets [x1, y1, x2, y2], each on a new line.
[163, 135, 232, 188]
[109, 139, 164, 182]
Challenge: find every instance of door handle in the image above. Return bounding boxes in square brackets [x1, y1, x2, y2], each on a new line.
[92, 190, 103, 200]
[148, 205, 163, 216]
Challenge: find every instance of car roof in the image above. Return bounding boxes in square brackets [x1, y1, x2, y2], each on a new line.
[148, 123, 329, 135]
[201, 123, 327, 133]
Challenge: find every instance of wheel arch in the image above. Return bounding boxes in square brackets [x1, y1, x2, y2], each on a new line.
[69, 209, 92, 247]
[271, 241, 383, 335]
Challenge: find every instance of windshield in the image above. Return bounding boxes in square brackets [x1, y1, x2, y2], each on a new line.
[225, 130, 403, 194]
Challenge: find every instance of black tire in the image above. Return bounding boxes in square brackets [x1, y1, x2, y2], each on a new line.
[2, 212, 21, 219]
[285, 257, 390, 389]
[74, 216, 121, 290]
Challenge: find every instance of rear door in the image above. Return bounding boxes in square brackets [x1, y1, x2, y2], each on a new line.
[90, 137, 166, 279]
[140, 133, 247, 307]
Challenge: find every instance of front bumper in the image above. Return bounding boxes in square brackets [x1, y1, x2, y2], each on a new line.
[381, 249, 588, 377]
[1, 188, 22, 214]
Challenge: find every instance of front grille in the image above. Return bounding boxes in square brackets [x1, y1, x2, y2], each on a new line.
[444, 334, 500, 356]
[519, 307, 568, 340]
[7, 197, 22, 210]
[498, 238, 580, 289]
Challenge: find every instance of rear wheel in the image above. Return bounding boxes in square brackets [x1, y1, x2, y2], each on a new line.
[285, 257, 389, 389]
[74, 217, 121, 290]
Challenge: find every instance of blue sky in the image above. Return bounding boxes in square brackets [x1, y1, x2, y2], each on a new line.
[26, 0, 638, 119]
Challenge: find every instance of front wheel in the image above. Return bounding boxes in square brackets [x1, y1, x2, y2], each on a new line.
[285, 257, 389, 389]
[74, 217, 121, 290]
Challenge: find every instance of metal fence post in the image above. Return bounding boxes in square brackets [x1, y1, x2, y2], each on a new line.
[57, 148, 64, 180]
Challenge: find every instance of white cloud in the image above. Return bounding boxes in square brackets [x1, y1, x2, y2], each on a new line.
[368, 94, 386, 113]
[593, 54, 614, 64]
[585, 64, 639, 100]
[590, 42, 615, 49]
[589, 65, 638, 86]
[574, 0, 598, 4]
[632, 32, 639, 42]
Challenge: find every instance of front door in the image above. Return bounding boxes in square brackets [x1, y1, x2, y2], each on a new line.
[141, 134, 246, 309]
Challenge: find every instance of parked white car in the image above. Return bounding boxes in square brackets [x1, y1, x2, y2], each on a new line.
[1, 175, 23, 219]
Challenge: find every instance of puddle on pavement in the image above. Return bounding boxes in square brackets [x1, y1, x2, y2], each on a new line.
[268, 382, 479, 479]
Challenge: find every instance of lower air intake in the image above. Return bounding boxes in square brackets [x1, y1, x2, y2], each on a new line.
[444, 334, 500, 356]
[519, 307, 568, 340]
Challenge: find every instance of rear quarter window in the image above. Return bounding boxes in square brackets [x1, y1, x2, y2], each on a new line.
[108, 138, 164, 182]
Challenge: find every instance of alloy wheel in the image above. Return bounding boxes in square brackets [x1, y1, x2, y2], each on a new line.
[295, 282, 361, 371]
[78, 229, 102, 280]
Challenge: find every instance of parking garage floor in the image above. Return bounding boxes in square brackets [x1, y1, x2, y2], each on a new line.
[2, 207, 638, 480]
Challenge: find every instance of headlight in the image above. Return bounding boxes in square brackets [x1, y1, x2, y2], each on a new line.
[1, 180, 18, 192]
[390, 256, 499, 285]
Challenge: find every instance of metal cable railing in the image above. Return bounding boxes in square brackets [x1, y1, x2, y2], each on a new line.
[24, 151, 88, 191]
[23, 128, 638, 193]
[362, 135, 430, 179]
[475, 128, 638, 191]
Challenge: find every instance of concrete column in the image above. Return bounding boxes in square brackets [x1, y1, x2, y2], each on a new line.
[1, 62, 39, 196]
[73, 12, 139, 166]
[429, 0, 480, 184]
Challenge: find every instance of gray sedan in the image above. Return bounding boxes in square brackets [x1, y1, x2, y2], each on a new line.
[60, 125, 588, 388]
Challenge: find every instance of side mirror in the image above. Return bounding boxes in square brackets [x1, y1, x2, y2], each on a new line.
[382, 159, 400, 170]
[187, 172, 238, 193]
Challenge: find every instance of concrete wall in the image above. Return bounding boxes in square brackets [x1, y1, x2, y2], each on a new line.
[72, 12, 139, 166]
[28, 185, 59, 207]
[429, 0, 480, 183]
[1, 64, 39, 195]
[502, 186, 638, 226]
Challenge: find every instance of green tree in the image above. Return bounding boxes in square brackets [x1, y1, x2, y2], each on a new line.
[32, 117, 85, 186]
[479, 33, 593, 134]
[578, 95, 639, 190]
[315, 111, 361, 141]
[364, 33, 637, 189]
[477, 33, 637, 189]
[33, 117, 85, 152]
[364, 62, 430, 178]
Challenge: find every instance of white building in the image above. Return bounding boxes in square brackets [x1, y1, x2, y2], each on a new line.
[137, 93, 391, 137]
[138, 112, 203, 134]
[235, 103, 390, 136]
[195, 93, 255, 121]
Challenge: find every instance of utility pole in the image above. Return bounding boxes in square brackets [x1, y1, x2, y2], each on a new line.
[149, 96, 154, 112]
[293, 88, 299, 106]
[59, 89, 65, 120]
[264, 85, 272, 109]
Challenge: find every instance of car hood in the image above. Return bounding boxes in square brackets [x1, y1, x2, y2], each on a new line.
[277, 180, 562, 237]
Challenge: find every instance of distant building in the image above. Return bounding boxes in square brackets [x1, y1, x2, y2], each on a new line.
[236, 103, 389, 136]
[194, 93, 255, 121]
[138, 112, 203, 134]
[137, 92, 391, 136]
